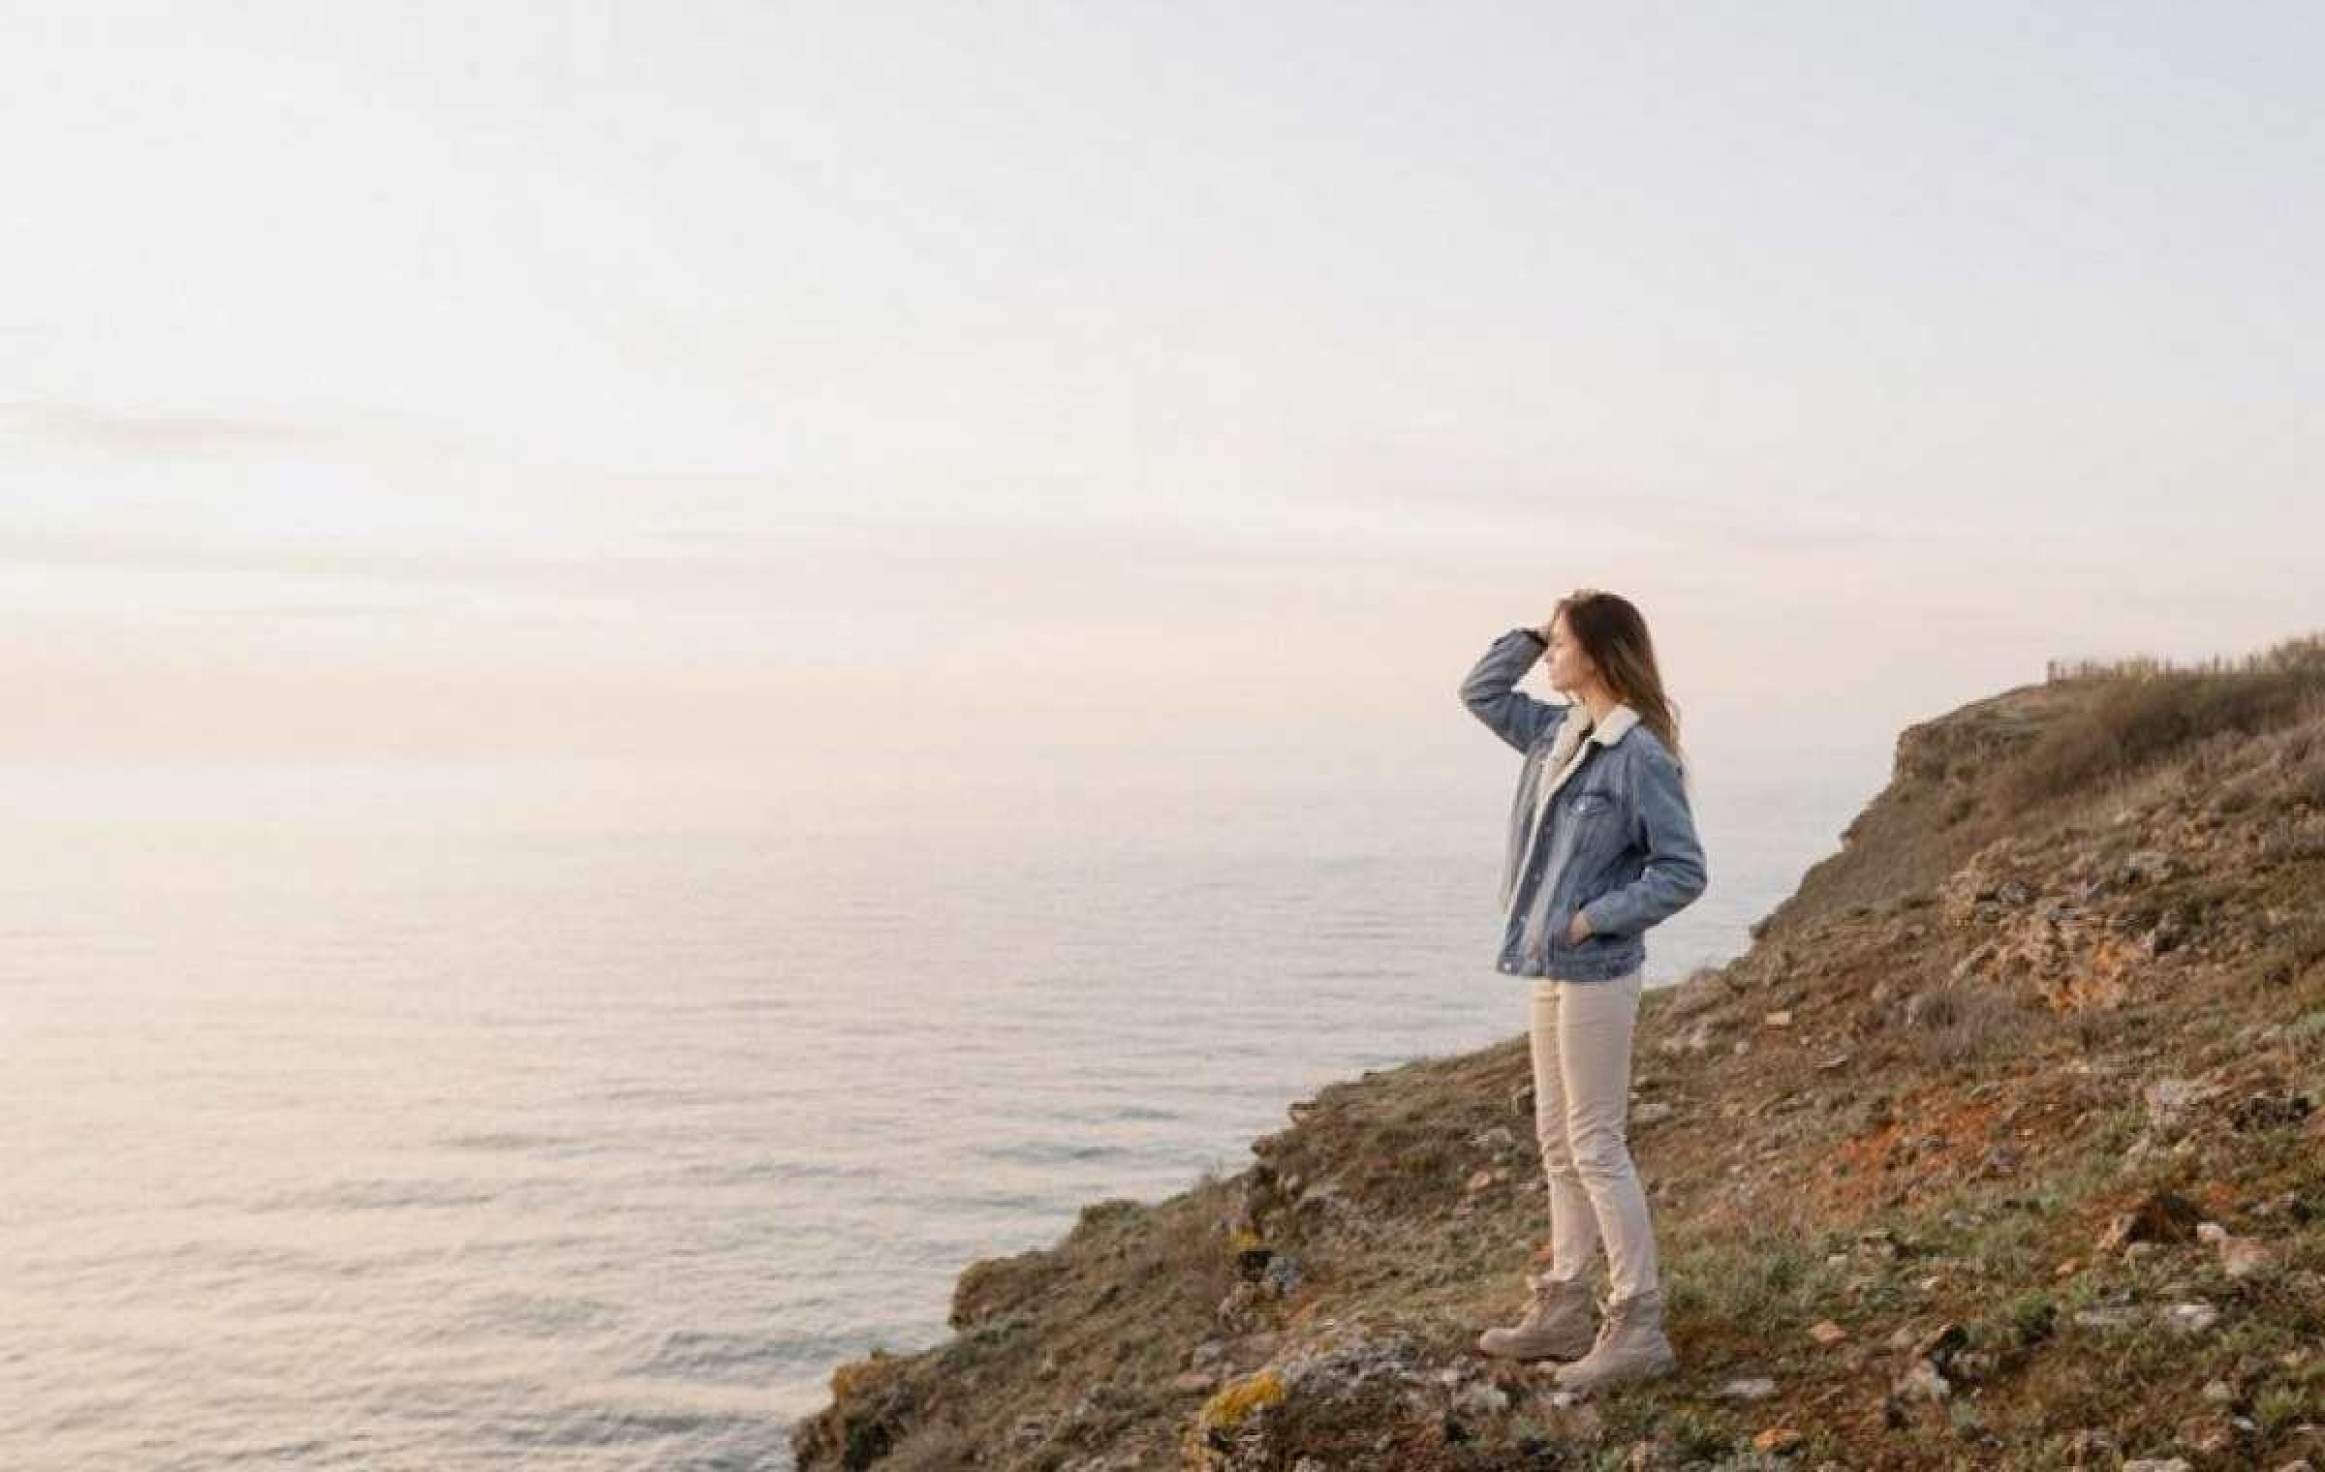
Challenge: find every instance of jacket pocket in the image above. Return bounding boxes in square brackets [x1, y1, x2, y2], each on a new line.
[1568, 872, 1629, 943]
[1549, 895, 1609, 953]
[1567, 787, 1619, 823]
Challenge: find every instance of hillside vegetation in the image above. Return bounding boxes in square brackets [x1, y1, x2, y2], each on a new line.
[795, 635, 2325, 1471]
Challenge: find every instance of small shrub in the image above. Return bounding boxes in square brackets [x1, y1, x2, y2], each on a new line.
[1907, 984, 2053, 1071]
[2295, 758, 2325, 811]
[2276, 913, 2325, 974]
[1194, 1369, 1286, 1436]
[2254, 1382, 2312, 1437]
[1666, 1405, 1737, 1461]
[2070, 1006, 2131, 1054]
[2007, 1289, 2058, 1346]
[884, 1419, 977, 1472]
[2286, 1008, 2325, 1052]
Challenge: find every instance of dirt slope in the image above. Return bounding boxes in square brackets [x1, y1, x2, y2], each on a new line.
[794, 640, 2325, 1471]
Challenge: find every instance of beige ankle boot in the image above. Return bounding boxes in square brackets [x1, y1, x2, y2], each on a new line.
[1475, 1275, 1595, 1361]
[1550, 1287, 1676, 1391]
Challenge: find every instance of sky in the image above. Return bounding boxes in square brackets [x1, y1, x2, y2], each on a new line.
[3, 2, 2319, 793]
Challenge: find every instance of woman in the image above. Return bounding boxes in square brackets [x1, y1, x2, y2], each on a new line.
[1455, 589, 1708, 1392]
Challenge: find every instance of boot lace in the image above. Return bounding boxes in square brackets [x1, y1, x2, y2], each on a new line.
[1524, 1277, 1585, 1324]
[1580, 1294, 1648, 1356]
[1585, 1305, 1619, 1351]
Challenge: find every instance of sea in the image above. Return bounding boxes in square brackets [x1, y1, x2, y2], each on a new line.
[1, 746, 1885, 1468]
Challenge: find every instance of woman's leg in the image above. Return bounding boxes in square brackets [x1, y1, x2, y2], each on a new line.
[1553, 968, 1659, 1301]
[1528, 978, 1602, 1287]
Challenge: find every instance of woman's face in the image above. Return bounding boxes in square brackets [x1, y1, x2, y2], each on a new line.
[1545, 609, 1597, 695]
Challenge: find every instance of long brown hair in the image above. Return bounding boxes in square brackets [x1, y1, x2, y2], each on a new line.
[1555, 588, 1684, 763]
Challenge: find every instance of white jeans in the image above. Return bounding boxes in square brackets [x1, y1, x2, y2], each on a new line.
[1528, 969, 1660, 1302]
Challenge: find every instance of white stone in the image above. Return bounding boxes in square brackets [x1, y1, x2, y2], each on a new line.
[1896, 1359, 1951, 1402]
[2222, 1238, 2272, 1279]
[2163, 1301, 2221, 1334]
[1455, 1382, 1511, 1415]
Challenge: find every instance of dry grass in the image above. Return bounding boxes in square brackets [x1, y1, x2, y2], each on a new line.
[2005, 634, 2325, 808]
[1899, 982, 2057, 1073]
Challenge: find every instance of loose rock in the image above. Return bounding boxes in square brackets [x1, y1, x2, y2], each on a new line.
[2143, 1078, 2223, 1129]
[2163, 1301, 2221, 1334]
[1753, 1425, 1805, 1455]
[2098, 1190, 2205, 1253]
[1895, 1359, 1951, 1402]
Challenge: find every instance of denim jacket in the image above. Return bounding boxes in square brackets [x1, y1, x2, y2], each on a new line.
[1458, 627, 1709, 981]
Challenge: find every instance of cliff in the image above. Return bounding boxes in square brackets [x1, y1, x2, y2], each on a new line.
[794, 637, 2325, 1471]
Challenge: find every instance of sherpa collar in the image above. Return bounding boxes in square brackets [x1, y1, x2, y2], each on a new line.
[1568, 701, 1642, 748]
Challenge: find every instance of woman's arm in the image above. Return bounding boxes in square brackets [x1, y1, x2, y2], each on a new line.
[1577, 740, 1708, 936]
[1457, 626, 1571, 753]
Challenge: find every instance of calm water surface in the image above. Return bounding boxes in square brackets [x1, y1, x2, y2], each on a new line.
[1, 748, 1882, 1468]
